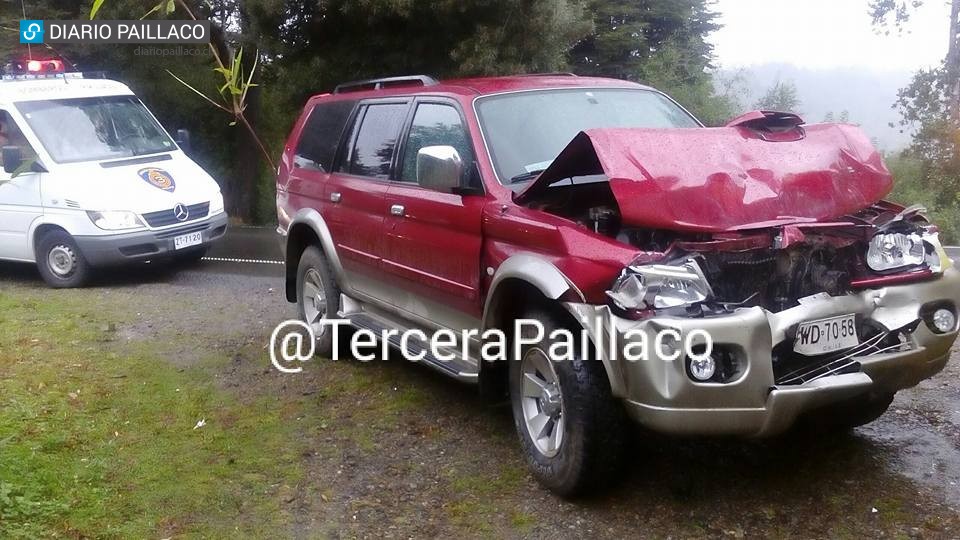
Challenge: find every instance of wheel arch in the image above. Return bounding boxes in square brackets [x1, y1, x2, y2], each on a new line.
[29, 218, 73, 261]
[284, 209, 344, 303]
[479, 254, 594, 400]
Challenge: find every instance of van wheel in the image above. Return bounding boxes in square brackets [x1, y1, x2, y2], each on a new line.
[296, 246, 343, 359]
[36, 230, 90, 288]
[508, 307, 627, 497]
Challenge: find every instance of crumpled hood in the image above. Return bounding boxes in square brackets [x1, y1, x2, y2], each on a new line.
[514, 122, 893, 233]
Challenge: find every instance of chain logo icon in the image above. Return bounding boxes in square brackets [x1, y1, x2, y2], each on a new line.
[20, 20, 44, 44]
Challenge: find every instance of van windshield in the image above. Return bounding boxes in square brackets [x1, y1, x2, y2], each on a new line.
[16, 96, 176, 163]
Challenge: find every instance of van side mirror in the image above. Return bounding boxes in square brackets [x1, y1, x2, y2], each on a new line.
[416, 145, 463, 193]
[2, 146, 22, 174]
[175, 129, 192, 153]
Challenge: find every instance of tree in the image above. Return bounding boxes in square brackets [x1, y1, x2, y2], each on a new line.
[754, 80, 801, 112]
[873, 0, 960, 241]
[567, 0, 737, 125]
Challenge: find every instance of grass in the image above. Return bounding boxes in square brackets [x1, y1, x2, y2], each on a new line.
[0, 291, 307, 538]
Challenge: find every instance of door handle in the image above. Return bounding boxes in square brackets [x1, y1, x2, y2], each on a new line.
[330, 192, 342, 203]
[390, 204, 405, 217]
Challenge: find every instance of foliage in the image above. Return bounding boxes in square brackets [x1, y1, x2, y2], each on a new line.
[872, 0, 960, 240]
[569, 0, 739, 125]
[887, 151, 960, 242]
[4, 0, 743, 221]
[755, 80, 802, 112]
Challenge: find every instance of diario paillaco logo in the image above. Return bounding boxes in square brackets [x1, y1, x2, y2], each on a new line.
[20, 20, 44, 44]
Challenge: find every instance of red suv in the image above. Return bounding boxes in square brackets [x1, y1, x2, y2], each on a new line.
[277, 74, 959, 495]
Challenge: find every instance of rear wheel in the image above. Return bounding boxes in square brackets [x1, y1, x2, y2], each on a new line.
[36, 230, 90, 288]
[296, 246, 343, 359]
[508, 307, 627, 497]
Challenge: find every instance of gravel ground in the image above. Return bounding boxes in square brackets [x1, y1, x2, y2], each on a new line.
[2, 258, 959, 538]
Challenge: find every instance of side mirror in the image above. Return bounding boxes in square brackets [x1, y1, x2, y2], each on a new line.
[175, 129, 192, 153]
[417, 145, 463, 193]
[2, 146, 22, 174]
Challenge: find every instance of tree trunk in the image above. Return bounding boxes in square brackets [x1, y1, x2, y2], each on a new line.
[948, 0, 960, 121]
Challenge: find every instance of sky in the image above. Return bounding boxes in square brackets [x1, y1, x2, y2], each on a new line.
[709, 0, 952, 71]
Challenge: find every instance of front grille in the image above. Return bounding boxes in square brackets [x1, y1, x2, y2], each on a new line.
[142, 202, 209, 228]
[772, 321, 917, 385]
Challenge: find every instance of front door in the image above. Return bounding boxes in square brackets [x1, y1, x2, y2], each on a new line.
[383, 100, 485, 319]
[0, 110, 43, 261]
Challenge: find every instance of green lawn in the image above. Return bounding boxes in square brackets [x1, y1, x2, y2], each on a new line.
[0, 291, 306, 538]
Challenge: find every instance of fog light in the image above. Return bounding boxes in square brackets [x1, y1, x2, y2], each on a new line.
[932, 308, 956, 333]
[689, 356, 716, 381]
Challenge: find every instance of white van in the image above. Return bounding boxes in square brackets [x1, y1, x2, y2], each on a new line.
[0, 67, 227, 287]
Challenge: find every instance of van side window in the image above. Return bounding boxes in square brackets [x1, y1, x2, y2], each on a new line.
[400, 103, 473, 185]
[294, 100, 355, 172]
[347, 103, 408, 179]
[0, 110, 38, 167]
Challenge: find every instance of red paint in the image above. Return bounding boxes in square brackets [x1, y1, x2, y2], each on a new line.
[516, 125, 893, 233]
[850, 269, 936, 289]
[278, 75, 920, 315]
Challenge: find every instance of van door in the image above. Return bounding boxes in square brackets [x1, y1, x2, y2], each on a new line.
[0, 110, 43, 261]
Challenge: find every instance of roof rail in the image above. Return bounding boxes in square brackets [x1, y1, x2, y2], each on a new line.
[334, 75, 438, 94]
[515, 72, 578, 77]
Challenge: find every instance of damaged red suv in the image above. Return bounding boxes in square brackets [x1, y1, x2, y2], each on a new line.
[277, 74, 960, 495]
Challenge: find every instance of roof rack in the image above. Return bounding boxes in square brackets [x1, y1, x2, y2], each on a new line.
[515, 72, 578, 77]
[334, 75, 438, 94]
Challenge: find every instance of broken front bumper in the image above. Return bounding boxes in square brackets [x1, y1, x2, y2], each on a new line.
[565, 266, 960, 438]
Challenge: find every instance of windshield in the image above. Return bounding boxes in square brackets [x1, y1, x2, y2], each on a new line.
[16, 96, 176, 163]
[476, 88, 700, 186]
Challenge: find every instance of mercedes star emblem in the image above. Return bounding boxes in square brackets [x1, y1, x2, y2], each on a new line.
[174, 204, 189, 222]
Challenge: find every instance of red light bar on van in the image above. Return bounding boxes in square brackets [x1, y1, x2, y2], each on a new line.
[4, 58, 69, 76]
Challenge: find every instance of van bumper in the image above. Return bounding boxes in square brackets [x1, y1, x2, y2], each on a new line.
[564, 266, 960, 437]
[74, 212, 228, 266]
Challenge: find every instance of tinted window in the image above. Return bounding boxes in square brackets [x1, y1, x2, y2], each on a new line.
[294, 100, 355, 172]
[400, 103, 473, 185]
[348, 103, 408, 179]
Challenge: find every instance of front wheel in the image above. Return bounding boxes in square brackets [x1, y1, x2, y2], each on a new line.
[36, 230, 90, 288]
[508, 307, 627, 497]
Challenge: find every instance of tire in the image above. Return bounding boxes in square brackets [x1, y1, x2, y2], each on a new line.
[508, 307, 627, 497]
[797, 391, 895, 432]
[35, 230, 91, 288]
[296, 245, 343, 359]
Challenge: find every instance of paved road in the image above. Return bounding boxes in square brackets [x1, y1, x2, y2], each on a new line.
[199, 224, 283, 277]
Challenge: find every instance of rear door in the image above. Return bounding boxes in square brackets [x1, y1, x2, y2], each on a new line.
[323, 99, 410, 289]
[382, 99, 485, 318]
[0, 110, 43, 261]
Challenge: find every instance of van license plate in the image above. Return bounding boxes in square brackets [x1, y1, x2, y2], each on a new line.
[794, 314, 858, 356]
[174, 232, 203, 250]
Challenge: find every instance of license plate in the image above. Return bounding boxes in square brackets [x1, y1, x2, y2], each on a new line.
[173, 231, 203, 250]
[794, 314, 859, 356]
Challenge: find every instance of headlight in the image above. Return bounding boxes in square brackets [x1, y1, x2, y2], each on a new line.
[87, 210, 145, 231]
[866, 232, 928, 272]
[210, 191, 225, 215]
[607, 258, 714, 310]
